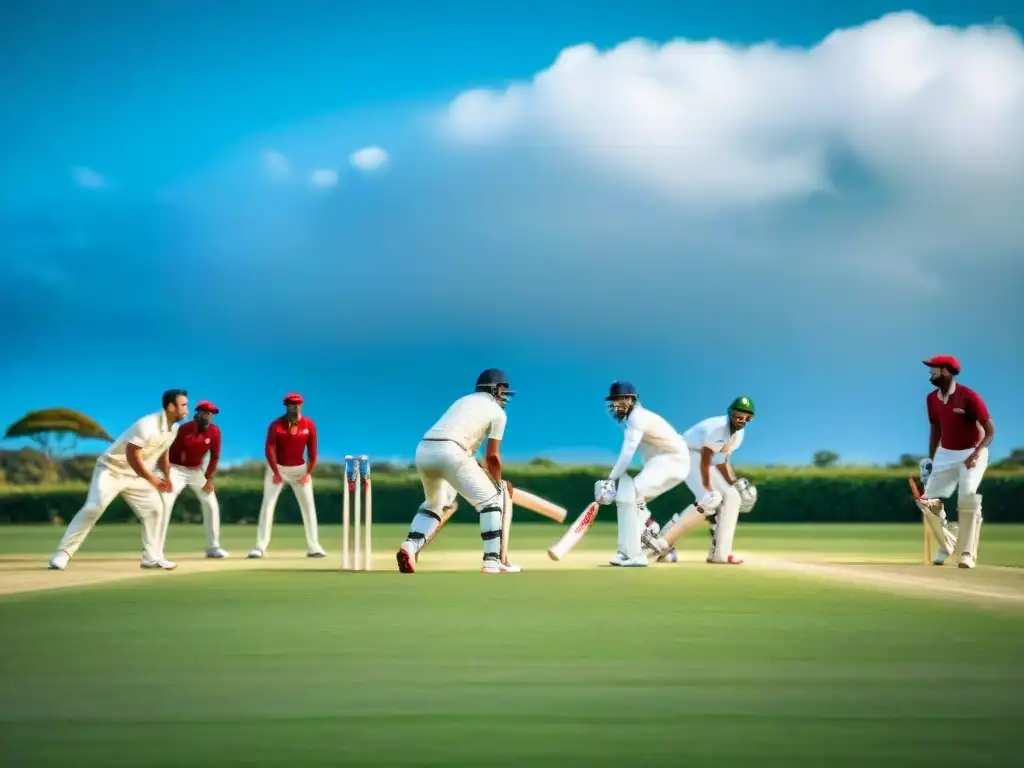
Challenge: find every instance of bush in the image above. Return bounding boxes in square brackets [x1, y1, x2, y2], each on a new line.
[0, 468, 1021, 524]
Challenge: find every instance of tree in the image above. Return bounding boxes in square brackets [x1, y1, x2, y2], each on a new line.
[994, 447, 1024, 469]
[3, 408, 113, 460]
[812, 450, 840, 468]
[892, 453, 924, 469]
[528, 457, 558, 468]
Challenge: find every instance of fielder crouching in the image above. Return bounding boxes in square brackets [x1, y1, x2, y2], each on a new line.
[645, 397, 757, 564]
[916, 355, 995, 568]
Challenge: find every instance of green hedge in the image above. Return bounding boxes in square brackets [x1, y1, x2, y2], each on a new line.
[1, 468, 1022, 524]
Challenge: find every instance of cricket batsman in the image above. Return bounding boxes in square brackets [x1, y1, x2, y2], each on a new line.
[397, 368, 518, 574]
[915, 355, 995, 568]
[645, 397, 757, 564]
[159, 400, 228, 558]
[593, 381, 690, 567]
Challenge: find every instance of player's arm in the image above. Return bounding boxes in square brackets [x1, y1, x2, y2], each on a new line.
[718, 458, 738, 485]
[969, 392, 995, 454]
[205, 429, 221, 482]
[926, 397, 940, 459]
[608, 423, 643, 481]
[264, 424, 281, 477]
[302, 422, 318, 480]
[158, 450, 171, 478]
[127, 444, 164, 489]
[700, 446, 715, 490]
[483, 408, 507, 486]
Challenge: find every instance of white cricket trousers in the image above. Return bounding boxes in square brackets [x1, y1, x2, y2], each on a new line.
[254, 465, 322, 552]
[54, 463, 165, 562]
[414, 439, 502, 512]
[634, 452, 691, 501]
[160, 464, 223, 552]
[684, 449, 741, 562]
[924, 446, 988, 499]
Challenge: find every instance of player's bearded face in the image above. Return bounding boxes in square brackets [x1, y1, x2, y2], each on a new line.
[731, 411, 753, 429]
[286, 403, 301, 420]
[609, 396, 633, 420]
[929, 366, 948, 387]
[494, 385, 511, 409]
[196, 411, 211, 428]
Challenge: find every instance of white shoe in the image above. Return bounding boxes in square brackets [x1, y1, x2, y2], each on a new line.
[141, 559, 177, 570]
[958, 552, 976, 569]
[933, 548, 952, 566]
[608, 551, 628, 567]
[707, 554, 744, 565]
[205, 547, 229, 559]
[499, 561, 522, 573]
[481, 559, 502, 573]
[48, 551, 69, 570]
[246, 548, 264, 559]
[306, 548, 327, 558]
[620, 554, 649, 567]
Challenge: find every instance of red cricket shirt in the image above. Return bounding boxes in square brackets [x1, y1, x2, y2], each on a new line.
[168, 421, 221, 478]
[266, 416, 317, 470]
[927, 383, 990, 451]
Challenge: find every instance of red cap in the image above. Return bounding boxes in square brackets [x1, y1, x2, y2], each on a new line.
[195, 400, 219, 414]
[923, 355, 961, 375]
[283, 392, 304, 405]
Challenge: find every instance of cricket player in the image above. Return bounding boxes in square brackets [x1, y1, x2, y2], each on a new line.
[247, 393, 326, 559]
[48, 389, 189, 571]
[646, 397, 757, 564]
[397, 368, 517, 574]
[159, 400, 228, 558]
[915, 355, 995, 568]
[593, 381, 690, 567]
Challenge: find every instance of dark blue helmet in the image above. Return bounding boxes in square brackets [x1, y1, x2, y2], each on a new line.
[605, 380, 638, 421]
[476, 368, 515, 408]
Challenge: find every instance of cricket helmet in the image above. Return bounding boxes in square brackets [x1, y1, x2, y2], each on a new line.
[476, 368, 515, 407]
[606, 380, 639, 421]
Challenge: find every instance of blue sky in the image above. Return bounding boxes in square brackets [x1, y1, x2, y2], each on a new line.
[2, 0, 1022, 466]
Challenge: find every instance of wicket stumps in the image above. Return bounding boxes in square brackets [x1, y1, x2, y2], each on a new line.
[342, 455, 373, 571]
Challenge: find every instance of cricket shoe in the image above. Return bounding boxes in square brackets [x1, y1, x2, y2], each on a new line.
[396, 544, 416, 573]
[48, 551, 70, 571]
[932, 548, 953, 566]
[480, 557, 510, 574]
[608, 550, 628, 566]
[958, 552, 976, 569]
[619, 554, 649, 568]
[306, 548, 327, 558]
[205, 547, 230, 559]
[499, 561, 522, 573]
[141, 559, 177, 570]
[246, 548, 264, 559]
[707, 554, 744, 565]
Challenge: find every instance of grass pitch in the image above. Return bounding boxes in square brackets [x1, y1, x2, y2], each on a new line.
[1, 522, 1023, 766]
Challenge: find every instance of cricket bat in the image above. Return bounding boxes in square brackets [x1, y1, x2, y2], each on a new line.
[547, 502, 599, 561]
[512, 488, 567, 523]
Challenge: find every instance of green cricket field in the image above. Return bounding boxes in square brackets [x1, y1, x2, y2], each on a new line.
[2, 522, 1023, 766]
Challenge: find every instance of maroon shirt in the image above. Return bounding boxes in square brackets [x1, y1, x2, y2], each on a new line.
[168, 421, 221, 479]
[265, 416, 317, 470]
[927, 383, 990, 451]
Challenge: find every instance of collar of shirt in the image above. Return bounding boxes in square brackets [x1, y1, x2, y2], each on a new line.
[937, 381, 957, 404]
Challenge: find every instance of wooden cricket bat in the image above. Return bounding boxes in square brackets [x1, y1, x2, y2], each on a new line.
[547, 502, 599, 561]
[512, 488, 567, 523]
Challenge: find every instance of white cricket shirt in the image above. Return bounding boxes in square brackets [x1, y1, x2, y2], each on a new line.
[608, 404, 687, 480]
[97, 411, 179, 477]
[423, 392, 507, 454]
[683, 415, 745, 458]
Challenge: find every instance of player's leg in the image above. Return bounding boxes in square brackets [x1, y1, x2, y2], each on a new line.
[188, 468, 227, 558]
[49, 466, 124, 569]
[447, 453, 506, 573]
[397, 441, 457, 572]
[249, 466, 285, 558]
[706, 485, 743, 564]
[155, 465, 187, 562]
[919, 462, 959, 564]
[954, 448, 989, 569]
[633, 455, 689, 562]
[653, 454, 716, 559]
[283, 466, 325, 557]
[121, 479, 175, 569]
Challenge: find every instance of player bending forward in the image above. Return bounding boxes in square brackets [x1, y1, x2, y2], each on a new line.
[915, 355, 995, 568]
[48, 389, 188, 571]
[645, 397, 757, 564]
[397, 369, 519, 574]
[593, 381, 690, 567]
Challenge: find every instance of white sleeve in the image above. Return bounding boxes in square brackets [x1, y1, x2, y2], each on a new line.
[608, 422, 643, 480]
[127, 418, 155, 448]
[488, 407, 507, 442]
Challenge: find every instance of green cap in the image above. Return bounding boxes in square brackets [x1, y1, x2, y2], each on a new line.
[729, 396, 755, 415]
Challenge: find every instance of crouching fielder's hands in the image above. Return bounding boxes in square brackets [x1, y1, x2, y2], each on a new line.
[733, 478, 758, 514]
[594, 479, 617, 505]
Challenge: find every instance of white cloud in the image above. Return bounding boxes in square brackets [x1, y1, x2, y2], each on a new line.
[349, 145, 389, 172]
[444, 12, 1024, 207]
[71, 166, 105, 189]
[261, 149, 292, 180]
[309, 169, 339, 188]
